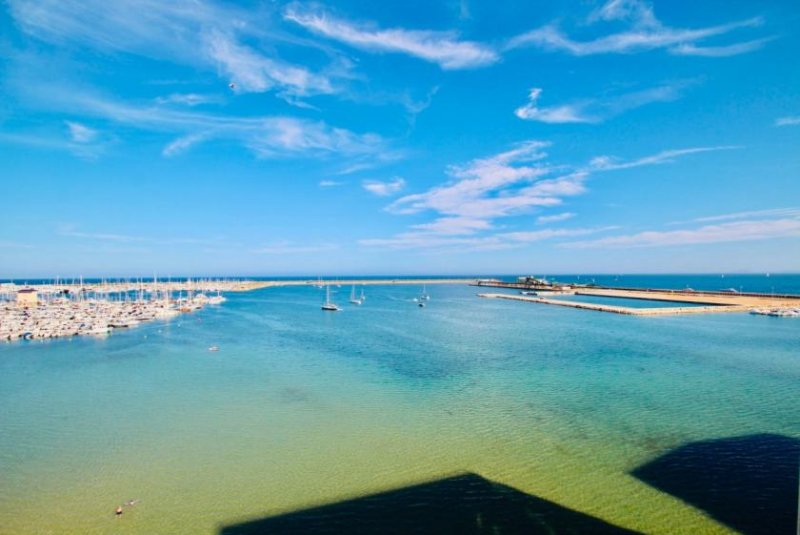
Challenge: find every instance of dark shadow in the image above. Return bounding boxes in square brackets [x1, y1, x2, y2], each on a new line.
[632, 433, 799, 535]
[219, 472, 639, 534]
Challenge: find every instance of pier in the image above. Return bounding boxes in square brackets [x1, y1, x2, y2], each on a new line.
[478, 293, 749, 315]
[478, 286, 800, 316]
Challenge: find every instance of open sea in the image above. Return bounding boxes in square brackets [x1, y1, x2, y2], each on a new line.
[1, 275, 798, 534]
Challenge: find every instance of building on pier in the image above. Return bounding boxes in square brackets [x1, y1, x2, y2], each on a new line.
[16, 288, 38, 308]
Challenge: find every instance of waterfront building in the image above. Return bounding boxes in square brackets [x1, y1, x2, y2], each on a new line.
[16, 288, 37, 308]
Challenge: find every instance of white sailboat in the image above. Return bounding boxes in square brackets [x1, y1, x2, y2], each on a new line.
[321, 285, 341, 311]
[349, 285, 363, 305]
[421, 284, 430, 301]
[417, 286, 427, 307]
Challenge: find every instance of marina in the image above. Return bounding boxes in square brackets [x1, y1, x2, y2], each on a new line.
[0, 279, 231, 342]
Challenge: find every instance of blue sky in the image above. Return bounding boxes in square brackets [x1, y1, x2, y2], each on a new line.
[1, 0, 798, 277]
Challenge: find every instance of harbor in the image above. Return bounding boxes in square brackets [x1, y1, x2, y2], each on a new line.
[4, 275, 800, 343]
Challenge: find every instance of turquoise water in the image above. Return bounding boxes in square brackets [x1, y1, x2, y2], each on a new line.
[1, 282, 799, 534]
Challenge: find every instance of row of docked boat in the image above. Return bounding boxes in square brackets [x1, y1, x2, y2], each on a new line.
[1, 293, 227, 342]
[749, 307, 800, 317]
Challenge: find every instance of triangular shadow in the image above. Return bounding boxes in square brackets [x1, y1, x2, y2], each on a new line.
[219, 472, 640, 534]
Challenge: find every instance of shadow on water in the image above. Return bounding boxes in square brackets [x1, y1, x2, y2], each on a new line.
[632, 433, 800, 535]
[219, 472, 639, 535]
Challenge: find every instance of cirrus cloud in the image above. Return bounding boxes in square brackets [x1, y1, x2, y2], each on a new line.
[362, 177, 406, 196]
[507, 0, 769, 58]
[284, 4, 498, 70]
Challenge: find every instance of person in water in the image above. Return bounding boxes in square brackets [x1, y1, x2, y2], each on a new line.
[115, 506, 123, 516]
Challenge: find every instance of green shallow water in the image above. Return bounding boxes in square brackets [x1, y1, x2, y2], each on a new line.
[1, 284, 798, 534]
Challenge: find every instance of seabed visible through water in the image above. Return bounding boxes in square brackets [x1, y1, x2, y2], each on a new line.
[1, 281, 798, 534]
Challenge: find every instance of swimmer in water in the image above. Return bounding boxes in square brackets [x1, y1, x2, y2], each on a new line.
[115, 506, 123, 516]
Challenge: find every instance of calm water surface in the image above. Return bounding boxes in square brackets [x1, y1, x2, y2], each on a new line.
[1, 280, 798, 534]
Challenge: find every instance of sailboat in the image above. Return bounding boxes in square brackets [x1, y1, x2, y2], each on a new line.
[349, 285, 363, 305]
[421, 284, 430, 301]
[417, 286, 427, 307]
[321, 285, 341, 311]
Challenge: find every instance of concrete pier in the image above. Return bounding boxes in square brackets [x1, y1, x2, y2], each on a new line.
[480, 293, 752, 316]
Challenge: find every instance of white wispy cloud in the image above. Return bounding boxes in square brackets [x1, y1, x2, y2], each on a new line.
[515, 83, 688, 124]
[362, 140, 736, 251]
[319, 180, 343, 187]
[162, 133, 208, 157]
[284, 5, 498, 69]
[537, 212, 575, 224]
[2, 121, 112, 158]
[508, 0, 768, 57]
[154, 93, 222, 106]
[387, 141, 575, 220]
[7, 0, 339, 100]
[670, 37, 775, 57]
[692, 207, 800, 223]
[205, 29, 334, 97]
[334, 151, 406, 176]
[563, 218, 800, 249]
[514, 88, 590, 123]
[360, 226, 614, 251]
[363, 141, 588, 251]
[588, 146, 740, 171]
[359, 233, 507, 251]
[336, 162, 375, 175]
[775, 116, 800, 127]
[402, 85, 440, 125]
[362, 177, 406, 196]
[65, 121, 97, 143]
[502, 226, 618, 243]
[44, 92, 386, 159]
[411, 217, 493, 236]
[57, 120, 115, 158]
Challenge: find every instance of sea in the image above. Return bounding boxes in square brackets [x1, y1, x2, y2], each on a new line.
[0, 275, 798, 534]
